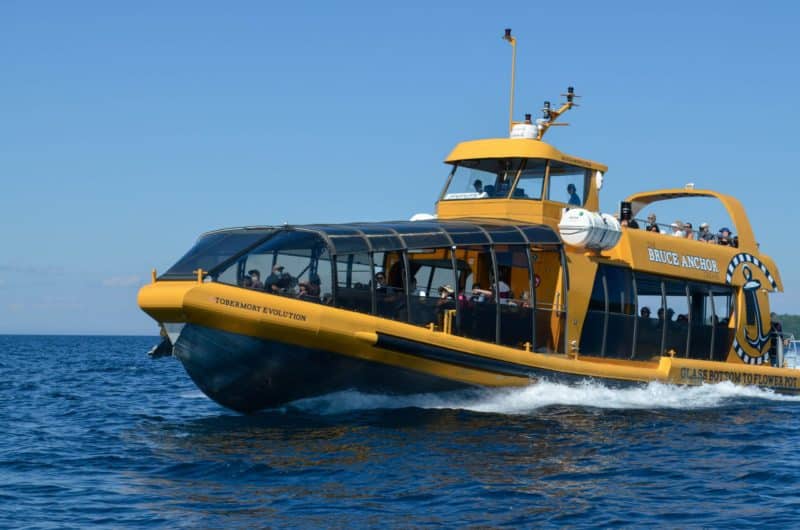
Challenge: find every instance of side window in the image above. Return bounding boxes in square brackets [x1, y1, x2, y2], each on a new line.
[663, 279, 689, 357]
[547, 161, 590, 207]
[408, 249, 458, 327]
[211, 230, 325, 299]
[334, 253, 372, 314]
[580, 265, 634, 358]
[634, 273, 664, 359]
[374, 251, 407, 319]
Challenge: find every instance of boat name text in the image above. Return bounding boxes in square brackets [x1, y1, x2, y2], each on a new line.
[679, 367, 798, 389]
[647, 248, 719, 272]
[214, 296, 307, 321]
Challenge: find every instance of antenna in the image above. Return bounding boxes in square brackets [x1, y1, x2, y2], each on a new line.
[536, 86, 580, 140]
[502, 28, 516, 134]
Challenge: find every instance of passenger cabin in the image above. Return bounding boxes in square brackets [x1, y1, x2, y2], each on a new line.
[161, 220, 568, 353]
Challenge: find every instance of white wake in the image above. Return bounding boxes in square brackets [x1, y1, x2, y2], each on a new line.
[288, 380, 800, 415]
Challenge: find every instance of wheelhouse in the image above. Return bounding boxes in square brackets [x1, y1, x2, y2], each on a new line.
[161, 220, 567, 352]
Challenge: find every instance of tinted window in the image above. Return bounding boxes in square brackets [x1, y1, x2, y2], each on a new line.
[161, 229, 273, 279]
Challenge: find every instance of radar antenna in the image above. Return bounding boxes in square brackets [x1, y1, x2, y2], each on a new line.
[535, 86, 580, 140]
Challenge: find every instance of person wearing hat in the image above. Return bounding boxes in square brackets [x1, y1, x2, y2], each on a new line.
[717, 227, 732, 246]
[671, 220, 685, 237]
[247, 269, 264, 289]
[265, 264, 293, 294]
[645, 213, 660, 233]
[298, 273, 322, 302]
[698, 222, 715, 243]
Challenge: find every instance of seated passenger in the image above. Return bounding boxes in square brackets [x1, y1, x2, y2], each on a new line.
[717, 227, 732, 246]
[640, 306, 651, 319]
[671, 221, 685, 237]
[484, 184, 496, 197]
[683, 222, 694, 240]
[567, 183, 581, 206]
[437, 285, 455, 303]
[265, 264, 294, 294]
[297, 275, 321, 302]
[645, 213, 660, 233]
[698, 222, 716, 243]
[657, 307, 674, 322]
[470, 283, 490, 303]
[248, 269, 264, 289]
[374, 272, 388, 292]
[239, 275, 253, 289]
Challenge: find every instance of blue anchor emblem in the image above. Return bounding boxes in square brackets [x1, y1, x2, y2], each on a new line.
[742, 265, 770, 353]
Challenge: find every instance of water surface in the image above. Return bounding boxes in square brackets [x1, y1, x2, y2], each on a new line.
[2, 335, 799, 527]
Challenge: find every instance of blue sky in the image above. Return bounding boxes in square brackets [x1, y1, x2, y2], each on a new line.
[2, 1, 799, 334]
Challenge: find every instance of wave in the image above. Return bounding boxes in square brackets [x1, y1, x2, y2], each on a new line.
[287, 380, 800, 416]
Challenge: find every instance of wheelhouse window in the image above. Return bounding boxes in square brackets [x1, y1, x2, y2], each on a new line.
[547, 161, 590, 207]
[511, 159, 546, 200]
[442, 158, 525, 200]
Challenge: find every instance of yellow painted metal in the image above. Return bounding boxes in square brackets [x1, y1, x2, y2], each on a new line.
[627, 189, 759, 255]
[444, 138, 607, 171]
[137, 280, 800, 393]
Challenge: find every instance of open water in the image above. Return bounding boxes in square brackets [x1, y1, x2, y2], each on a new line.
[2, 335, 800, 528]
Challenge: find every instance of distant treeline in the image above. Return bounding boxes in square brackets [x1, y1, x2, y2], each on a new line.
[773, 314, 800, 338]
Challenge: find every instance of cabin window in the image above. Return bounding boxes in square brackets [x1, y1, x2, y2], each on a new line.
[334, 252, 372, 314]
[629, 272, 734, 361]
[441, 158, 525, 200]
[580, 265, 635, 358]
[162, 229, 274, 280]
[663, 279, 689, 357]
[373, 251, 407, 319]
[546, 161, 590, 207]
[496, 247, 535, 348]
[209, 230, 331, 303]
[406, 248, 459, 327]
[633, 273, 663, 359]
[456, 246, 498, 343]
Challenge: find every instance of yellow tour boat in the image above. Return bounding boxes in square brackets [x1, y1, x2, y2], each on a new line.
[138, 30, 796, 412]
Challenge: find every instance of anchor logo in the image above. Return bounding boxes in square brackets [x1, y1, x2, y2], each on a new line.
[742, 265, 770, 353]
[725, 253, 778, 365]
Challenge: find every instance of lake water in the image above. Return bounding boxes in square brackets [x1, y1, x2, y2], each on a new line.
[2, 335, 800, 527]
